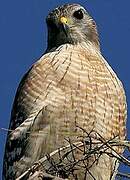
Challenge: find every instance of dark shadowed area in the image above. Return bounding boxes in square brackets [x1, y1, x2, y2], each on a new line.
[0, 0, 130, 178]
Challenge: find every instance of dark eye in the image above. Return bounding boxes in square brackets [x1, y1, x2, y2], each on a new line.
[73, 9, 84, 20]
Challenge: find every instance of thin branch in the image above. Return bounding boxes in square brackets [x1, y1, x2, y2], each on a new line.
[117, 172, 130, 179]
[15, 127, 130, 180]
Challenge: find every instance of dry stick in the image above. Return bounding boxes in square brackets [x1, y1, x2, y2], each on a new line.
[28, 171, 67, 180]
[58, 138, 108, 175]
[0, 127, 13, 132]
[68, 138, 76, 162]
[65, 136, 130, 177]
[15, 142, 130, 180]
[2, 123, 130, 180]
[16, 130, 130, 180]
[16, 142, 83, 180]
[117, 172, 130, 179]
[95, 133, 130, 166]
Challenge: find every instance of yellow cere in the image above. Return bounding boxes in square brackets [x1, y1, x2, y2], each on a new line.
[60, 17, 68, 24]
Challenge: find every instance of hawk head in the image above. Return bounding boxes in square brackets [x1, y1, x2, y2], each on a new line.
[46, 3, 99, 51]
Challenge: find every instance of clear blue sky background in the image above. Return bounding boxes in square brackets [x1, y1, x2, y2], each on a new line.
[0, 0, 130, 178]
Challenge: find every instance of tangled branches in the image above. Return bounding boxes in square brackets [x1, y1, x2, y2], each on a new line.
[16, 127, 130, 180]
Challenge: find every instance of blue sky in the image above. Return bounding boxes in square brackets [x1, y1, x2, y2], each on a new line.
[0, 0, 130, 178]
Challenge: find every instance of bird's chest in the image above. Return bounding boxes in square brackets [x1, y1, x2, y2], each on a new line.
[44, 53, 126, 139]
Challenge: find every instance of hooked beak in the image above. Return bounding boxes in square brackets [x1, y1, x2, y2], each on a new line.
[60, 16, 69, 37]
[60, 17, 68, 24]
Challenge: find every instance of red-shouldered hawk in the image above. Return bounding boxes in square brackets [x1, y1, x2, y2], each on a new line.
[3, 3, 127, 180]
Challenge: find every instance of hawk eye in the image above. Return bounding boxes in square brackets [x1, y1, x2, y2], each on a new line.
[73, 9, 84, 20]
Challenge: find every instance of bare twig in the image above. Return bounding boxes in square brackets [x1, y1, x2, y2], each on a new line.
[15, 127, 130, 180]
[117, 172, 130, 179]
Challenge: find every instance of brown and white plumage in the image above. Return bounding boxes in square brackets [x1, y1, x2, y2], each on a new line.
[3, 3, 127, 180]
